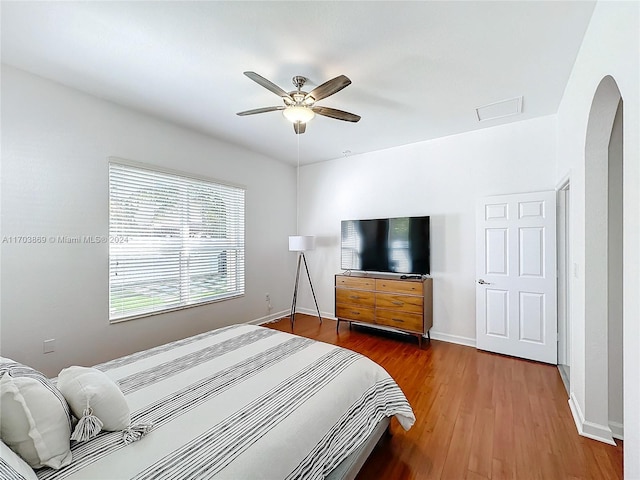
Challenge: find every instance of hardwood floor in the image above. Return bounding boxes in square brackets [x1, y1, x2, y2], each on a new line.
[266, 314, 623, 480]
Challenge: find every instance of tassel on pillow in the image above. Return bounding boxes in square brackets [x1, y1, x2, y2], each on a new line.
[70, 405, 104, 442]
[122, 422, 154, 445]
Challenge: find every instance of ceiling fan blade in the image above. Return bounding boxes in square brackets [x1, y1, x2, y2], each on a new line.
[312, 106, 361, 123]
[236, 106, 285, 116]
[293, 122, 306, 134]
[243, 71, 293, 101]
[305, 75, 351, 102]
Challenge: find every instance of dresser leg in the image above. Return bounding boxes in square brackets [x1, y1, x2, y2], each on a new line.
[336, 319, 340, 333]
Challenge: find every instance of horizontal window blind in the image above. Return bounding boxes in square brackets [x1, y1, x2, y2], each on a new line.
[109, 161, 245, 321]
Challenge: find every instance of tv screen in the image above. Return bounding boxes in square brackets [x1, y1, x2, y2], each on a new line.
[341, 216, 430, 275]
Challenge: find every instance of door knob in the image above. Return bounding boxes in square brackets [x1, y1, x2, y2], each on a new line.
[478, 279, 492, 285]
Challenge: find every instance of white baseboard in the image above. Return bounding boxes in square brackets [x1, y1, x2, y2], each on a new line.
[250, 310, 289, 326]
[609, 421, 624, 440]
[295, 307, 332, 319]
[253, 308, 332, 326]
[568, 392, 616, 445]
[428, 330, 476, 348]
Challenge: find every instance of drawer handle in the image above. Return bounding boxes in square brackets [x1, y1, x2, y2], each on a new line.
[349, 295, 361, 300]
[391, 318, 404, 323]
[351, 311, 360, 315]
[392, 301, 403, 306]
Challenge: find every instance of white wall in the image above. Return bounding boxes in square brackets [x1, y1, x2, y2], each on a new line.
[608, 101, 623, 436]
[555, 1, 639, 476]
[297, 115, 557, 345]
[0, 65, 296, 377]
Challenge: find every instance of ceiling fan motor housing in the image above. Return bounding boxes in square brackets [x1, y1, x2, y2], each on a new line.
[292, 75, 307, 89]
[287, 76, 314, 106]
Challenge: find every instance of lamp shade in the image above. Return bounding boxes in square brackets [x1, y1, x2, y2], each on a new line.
[289, 235, 316, 252]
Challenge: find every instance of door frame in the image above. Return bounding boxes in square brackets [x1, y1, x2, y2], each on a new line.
[556, 175, 571, 392]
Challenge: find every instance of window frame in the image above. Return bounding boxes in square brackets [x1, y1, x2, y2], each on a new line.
[108, 157, 245, 323]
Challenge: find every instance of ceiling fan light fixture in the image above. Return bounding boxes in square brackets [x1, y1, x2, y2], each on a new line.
[283, 106, 315, 124]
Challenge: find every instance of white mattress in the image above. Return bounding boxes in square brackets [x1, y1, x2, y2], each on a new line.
[36, 324, 415, 480]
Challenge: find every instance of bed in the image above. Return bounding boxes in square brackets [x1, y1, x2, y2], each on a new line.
[2, 324, 415, 480]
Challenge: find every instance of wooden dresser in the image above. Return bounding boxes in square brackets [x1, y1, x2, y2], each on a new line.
[335, 274, 433, 347]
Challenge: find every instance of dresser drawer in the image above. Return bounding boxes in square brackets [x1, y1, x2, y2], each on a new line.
[376, 293, 423, 314]
[336, 275, 375, 290]
[336, 304, 375, 323]
[336, 288, 375, 307]
[375, 308, 423, 332]
[376, 278, 423, 295]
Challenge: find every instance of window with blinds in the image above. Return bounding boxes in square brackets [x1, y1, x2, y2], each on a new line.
[109, 160, 245, 322]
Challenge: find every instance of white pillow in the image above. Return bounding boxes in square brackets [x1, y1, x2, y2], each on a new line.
[57, 366, 130, 436]
[1, 440, 38, 480]
[0, 358, 72, 470]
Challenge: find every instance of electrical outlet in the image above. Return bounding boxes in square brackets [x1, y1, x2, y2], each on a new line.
[43, 339, 56, 354]
[265, 293, 272, 311]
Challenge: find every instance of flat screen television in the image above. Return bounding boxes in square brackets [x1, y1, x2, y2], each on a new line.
[341, 216, 430, 275]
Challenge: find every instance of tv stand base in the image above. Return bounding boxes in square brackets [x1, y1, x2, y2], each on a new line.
[337, 319, 431, 348]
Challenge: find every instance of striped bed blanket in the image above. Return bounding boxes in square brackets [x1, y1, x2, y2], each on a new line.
[36, 324, 415, 479]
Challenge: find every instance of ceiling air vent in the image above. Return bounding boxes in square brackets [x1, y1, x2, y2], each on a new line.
[475, 96, 523, 122]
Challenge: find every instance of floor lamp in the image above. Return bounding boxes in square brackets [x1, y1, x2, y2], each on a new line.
[289, 235, 322, 331]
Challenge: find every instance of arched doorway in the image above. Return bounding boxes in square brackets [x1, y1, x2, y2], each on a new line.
[579, 75, 623, 444]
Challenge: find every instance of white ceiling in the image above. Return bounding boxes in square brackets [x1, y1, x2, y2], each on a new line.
[1, 1, 595, 165]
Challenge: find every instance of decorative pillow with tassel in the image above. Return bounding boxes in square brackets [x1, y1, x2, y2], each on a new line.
[57, 366, 152, 445]
[0, 358, 73, 469]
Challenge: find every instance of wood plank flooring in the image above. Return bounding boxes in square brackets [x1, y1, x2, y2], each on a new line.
[266, 314, 623, 480]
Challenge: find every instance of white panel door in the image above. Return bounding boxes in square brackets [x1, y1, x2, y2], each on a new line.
[476, 191, 557, 364]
